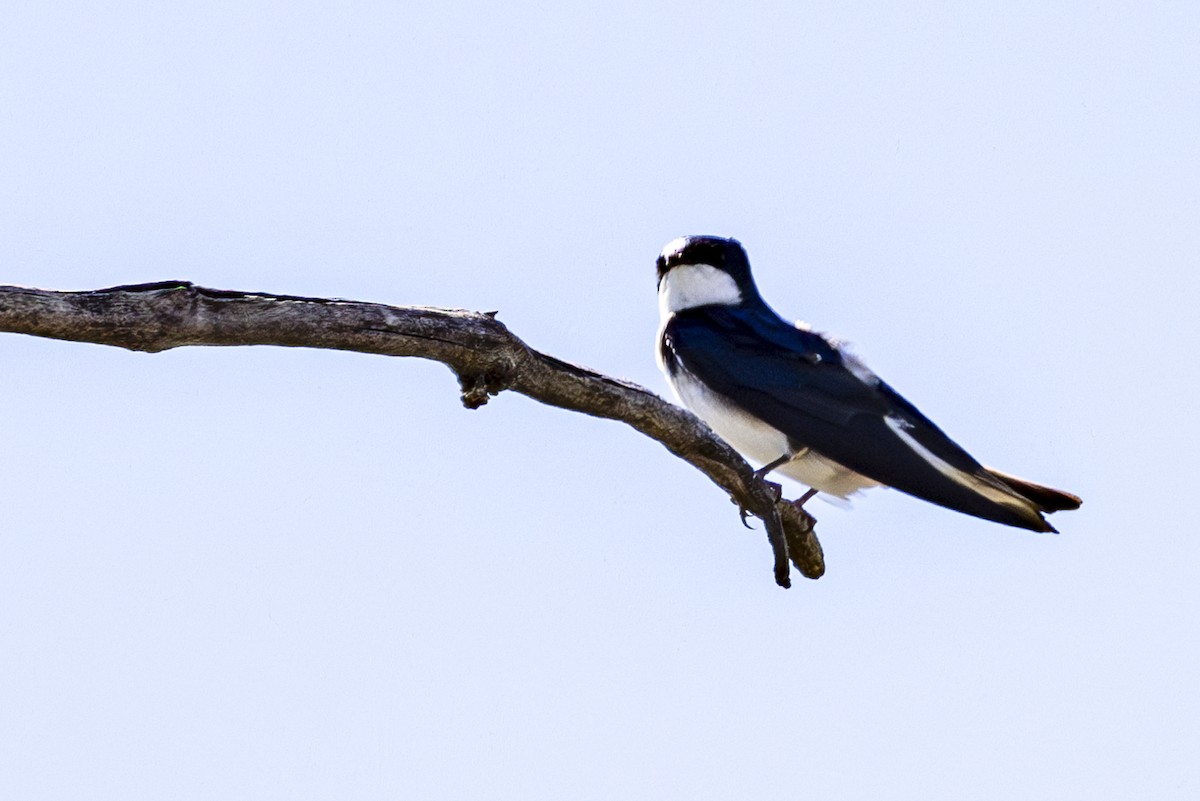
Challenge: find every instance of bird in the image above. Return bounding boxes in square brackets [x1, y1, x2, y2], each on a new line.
[655, 235, 1080, 532]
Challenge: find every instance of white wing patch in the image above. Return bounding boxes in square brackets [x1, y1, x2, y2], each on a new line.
[883, 415, 1037, 516]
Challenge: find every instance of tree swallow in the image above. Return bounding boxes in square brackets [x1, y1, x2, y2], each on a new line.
[656, 235, 1080, 532]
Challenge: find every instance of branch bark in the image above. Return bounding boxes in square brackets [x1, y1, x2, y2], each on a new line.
[0, 281, 824, 585]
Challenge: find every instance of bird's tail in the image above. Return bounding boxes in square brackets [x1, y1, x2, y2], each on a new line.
[983, 468, 1082, 513]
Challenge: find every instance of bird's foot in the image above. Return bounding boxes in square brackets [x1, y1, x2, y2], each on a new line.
[751, 454, 791, 485]
[737, 477, 785, 528]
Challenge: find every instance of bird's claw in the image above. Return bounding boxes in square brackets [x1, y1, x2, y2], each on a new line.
[737, 474, 785, 529]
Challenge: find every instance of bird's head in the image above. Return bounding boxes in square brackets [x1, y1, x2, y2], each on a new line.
[656, 235, 761, 314]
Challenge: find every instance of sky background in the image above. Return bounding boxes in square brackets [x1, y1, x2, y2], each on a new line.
[2, 2, 1198, 799]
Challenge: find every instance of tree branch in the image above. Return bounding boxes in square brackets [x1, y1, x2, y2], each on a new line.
[0, 281, 824, 585]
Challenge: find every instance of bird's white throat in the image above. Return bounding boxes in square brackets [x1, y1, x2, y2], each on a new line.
[658, 264, 742, 316]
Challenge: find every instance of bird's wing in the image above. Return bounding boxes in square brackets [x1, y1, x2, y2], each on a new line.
[662, 306, 1052, 530]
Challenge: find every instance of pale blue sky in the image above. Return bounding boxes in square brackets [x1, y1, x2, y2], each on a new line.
[2, 3, 1197, 799]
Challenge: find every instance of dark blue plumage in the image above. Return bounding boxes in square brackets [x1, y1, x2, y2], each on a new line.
[656, 235, 1080, 532]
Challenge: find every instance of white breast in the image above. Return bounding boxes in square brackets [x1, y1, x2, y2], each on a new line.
[669, 362, 792, 466]
[658, 264, 742, 314]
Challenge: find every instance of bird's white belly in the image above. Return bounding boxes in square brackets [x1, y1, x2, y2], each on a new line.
[668, 365, 880, 498]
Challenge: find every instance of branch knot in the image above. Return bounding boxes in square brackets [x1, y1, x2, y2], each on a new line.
[458, 367, 515, 409]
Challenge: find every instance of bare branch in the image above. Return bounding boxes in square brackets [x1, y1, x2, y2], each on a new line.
[0, 281, 824, 585]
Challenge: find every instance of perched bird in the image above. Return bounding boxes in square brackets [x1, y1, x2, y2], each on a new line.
[655, 235, 1080, 532]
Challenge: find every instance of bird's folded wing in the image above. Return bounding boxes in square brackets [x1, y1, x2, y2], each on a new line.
[663, 307, 1048, 529]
